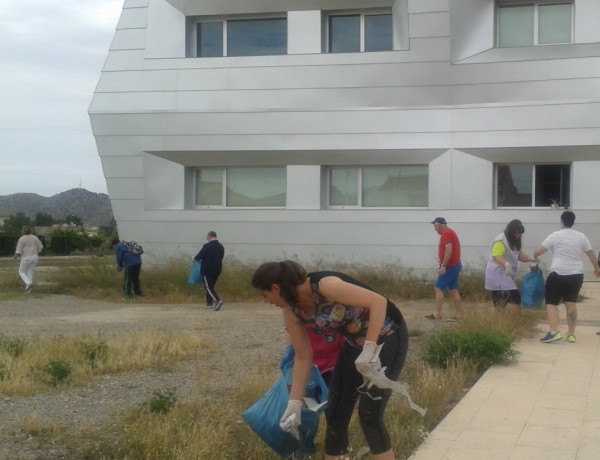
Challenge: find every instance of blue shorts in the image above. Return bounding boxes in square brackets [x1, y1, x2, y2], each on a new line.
[435, 262, 461, 290]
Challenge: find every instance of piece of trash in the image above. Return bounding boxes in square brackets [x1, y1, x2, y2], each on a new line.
[358, 344, 427, 416]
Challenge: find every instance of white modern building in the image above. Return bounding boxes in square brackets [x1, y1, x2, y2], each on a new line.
[90, 0, 600, 276]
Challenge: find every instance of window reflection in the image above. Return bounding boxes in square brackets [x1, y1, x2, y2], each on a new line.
[227, 18, 287, 56]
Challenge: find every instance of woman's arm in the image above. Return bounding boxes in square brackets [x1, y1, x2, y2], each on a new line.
[584, 250, 600, 277]
[282, 308, 312, 402]
[518, 250, 535, 263]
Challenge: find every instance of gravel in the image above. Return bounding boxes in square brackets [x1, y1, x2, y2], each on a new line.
[0, 294, 436, 459]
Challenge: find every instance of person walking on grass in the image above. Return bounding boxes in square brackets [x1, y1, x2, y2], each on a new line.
[194, 231, 225, 311]
[252, 260, 408, 460]
[425, 217, 463, 321]
[484, 219, 537, 325]
[13, 225, 43, 293]
[533, 211, 600, 343]
[112, 239, 142, 298]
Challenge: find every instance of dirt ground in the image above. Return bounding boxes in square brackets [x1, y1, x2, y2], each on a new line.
[0, 294, 461, 459]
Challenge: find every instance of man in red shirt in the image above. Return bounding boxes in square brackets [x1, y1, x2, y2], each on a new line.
[425, 217, 463, 321]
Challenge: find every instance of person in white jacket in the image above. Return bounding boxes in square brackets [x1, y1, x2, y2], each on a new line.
[13, 225, 43, 293]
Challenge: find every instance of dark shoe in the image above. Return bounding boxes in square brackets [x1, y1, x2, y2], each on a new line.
[424, 314, 436, 320]
[213, 300, 224, 311]
[540, 331, 562, 343]
[205, 304, 213, 310]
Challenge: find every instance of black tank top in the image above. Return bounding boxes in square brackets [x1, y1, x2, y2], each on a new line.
[288, 271, 403, 347]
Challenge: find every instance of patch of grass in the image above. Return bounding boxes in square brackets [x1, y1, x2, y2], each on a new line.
[145, 388, 178, 414]
[43, 359, 72, 386]
[421, 324, 518, 372]
[63, 353, 477, 460]
[0, 256, 492, 303]
[0, 330, 214, 396]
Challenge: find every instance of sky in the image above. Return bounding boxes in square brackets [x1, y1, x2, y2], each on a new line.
[0, 0, 123, 197]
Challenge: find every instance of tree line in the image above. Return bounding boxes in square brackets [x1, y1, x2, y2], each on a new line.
[0, 212, 117, 256]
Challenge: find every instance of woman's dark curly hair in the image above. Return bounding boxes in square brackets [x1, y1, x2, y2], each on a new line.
[251, 260, 307, 304]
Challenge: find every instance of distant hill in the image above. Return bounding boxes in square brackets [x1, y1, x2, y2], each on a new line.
[0, 189, 114, 228]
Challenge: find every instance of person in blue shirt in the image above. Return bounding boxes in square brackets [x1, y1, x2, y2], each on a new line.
[112, 239, 142, 298]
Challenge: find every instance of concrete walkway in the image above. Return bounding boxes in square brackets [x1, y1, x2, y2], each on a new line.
[409, 282, 600, 460]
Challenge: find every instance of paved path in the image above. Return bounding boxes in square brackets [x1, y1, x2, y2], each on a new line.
[409, 282, 600, 460]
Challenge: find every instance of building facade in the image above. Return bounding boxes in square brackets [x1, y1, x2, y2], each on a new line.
[90, 0, 600, 276]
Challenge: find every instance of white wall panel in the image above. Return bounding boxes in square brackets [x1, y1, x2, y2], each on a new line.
[428, 150, 452, 209]
[286, 166, 321, 209]
[147, 0, 185, 58]
[575, 0, 600, 44]
[100, 156, 144, 177]
[143, 154, 186, 209]
[449, 150, 493, 209]
[571, 161, 600, 209]
[124, 0, 149, 8]
[110, 29, 146, 51]
[409, 11, 449, 38]
[449, 0, 494, 62]
[288, 11, 321, 54]
[105, 177, 145, 200]
[409, 0, 448, 14]
[116, 7, 148, 29]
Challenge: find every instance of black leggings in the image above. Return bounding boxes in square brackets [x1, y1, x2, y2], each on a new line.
[324, 318, 409, 456]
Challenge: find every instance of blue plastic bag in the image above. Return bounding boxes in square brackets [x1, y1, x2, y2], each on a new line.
[188, 260, 202, 284]
[521, 266, 545, 309]
[242, 348, 328, 458]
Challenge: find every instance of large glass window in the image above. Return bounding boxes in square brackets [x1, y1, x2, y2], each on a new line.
[327, 12, 392, 53]
[196, 167, 286, 207]
[497, 2, 572, 47]
[227, 18, 287, 56]
[196, 22, 223, 57]
[496, 164, 570, 207]
[195, 17, 287, 57]
[329, 166, 428, 207]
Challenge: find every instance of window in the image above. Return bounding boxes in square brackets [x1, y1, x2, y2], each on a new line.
[496, 164, 570, 207]
[497, 2, 572, 47]
[195, 167, 286, 207]
[329, 166, 428, 207]
[195, 17, 287, 57]
[327, 12, 393, 53]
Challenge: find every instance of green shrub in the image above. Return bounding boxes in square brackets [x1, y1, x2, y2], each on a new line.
[43, 360, 72, 386]
[421, 328, 518, 372]
[78, 338, 108, 369]
[146, 388, 178, 414]
[0, 334, 27, 357]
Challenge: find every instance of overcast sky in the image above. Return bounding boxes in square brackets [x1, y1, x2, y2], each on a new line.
[0, 0, 123, 197]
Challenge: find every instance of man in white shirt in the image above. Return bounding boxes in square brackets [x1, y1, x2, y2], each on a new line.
[13, 225, 44, 293]
[533, 211, 600, 343]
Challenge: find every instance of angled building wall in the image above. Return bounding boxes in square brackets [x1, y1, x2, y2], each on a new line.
[90, 0, 600, 277]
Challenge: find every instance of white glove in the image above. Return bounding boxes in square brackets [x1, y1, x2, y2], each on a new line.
[504, 261, 512, 276]
[279, 399, 302, 439]
[355, 340, 378, 374]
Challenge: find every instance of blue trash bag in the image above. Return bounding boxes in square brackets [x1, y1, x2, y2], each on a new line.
[188, 260, 201, 284]
[242, 347, 328, 458]
[521, 266, 545, 309]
